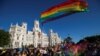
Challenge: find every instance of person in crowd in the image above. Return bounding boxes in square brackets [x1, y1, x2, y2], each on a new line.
[21, 50, 27, 56]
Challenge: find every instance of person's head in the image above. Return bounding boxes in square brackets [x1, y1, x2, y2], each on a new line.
[21, 50, 27, 56]
[15, 52, 21, 56]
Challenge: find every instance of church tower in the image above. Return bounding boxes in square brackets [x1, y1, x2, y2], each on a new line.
[33, 20, 41, 47]
[33, 20, 41, 32]
[22, 22, 27, 32]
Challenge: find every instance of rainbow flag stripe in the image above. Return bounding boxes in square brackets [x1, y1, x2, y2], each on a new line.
[40, 0, 88, 24]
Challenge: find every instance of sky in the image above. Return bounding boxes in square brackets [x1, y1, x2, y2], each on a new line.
[0, 0, 100, 42]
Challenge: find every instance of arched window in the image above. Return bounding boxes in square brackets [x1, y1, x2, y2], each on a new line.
[22, 38, 24, 40]
[17, 36, 19, 40]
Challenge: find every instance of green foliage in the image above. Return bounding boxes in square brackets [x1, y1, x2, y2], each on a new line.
[0, 29, 11, 47]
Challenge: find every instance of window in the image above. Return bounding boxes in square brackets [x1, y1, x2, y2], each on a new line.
[17, 36, 19, 40]
[22, 42, 23, 46]
[23, 35, 24, 37]
[22, 38, 24, 40]
[24, 26, 25, 28]
[15, 42, 19, 47]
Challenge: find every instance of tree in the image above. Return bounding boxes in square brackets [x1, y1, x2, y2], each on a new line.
[64, 36, 72, 43]
[0, 29, 11, 47]
[77, 35, 100, 44]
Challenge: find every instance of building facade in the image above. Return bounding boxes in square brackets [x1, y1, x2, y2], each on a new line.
[9, 20, 62, 48]
[49, 29, 62, 46]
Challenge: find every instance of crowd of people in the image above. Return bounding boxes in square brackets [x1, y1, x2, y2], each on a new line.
[0, 35, 100, 56]
[0, 41, 100, 56]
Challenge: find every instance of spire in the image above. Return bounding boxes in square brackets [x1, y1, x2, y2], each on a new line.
[10, 23, 13, 27]
[34, 20, 40, 29]
[16, 22, 18, 26]
[50, 29, 53, 33]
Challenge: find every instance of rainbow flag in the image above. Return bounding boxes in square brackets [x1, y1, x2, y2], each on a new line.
[40, 0, 88, 24]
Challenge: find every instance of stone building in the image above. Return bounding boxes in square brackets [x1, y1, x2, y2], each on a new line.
[9, 20, 62, 48]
